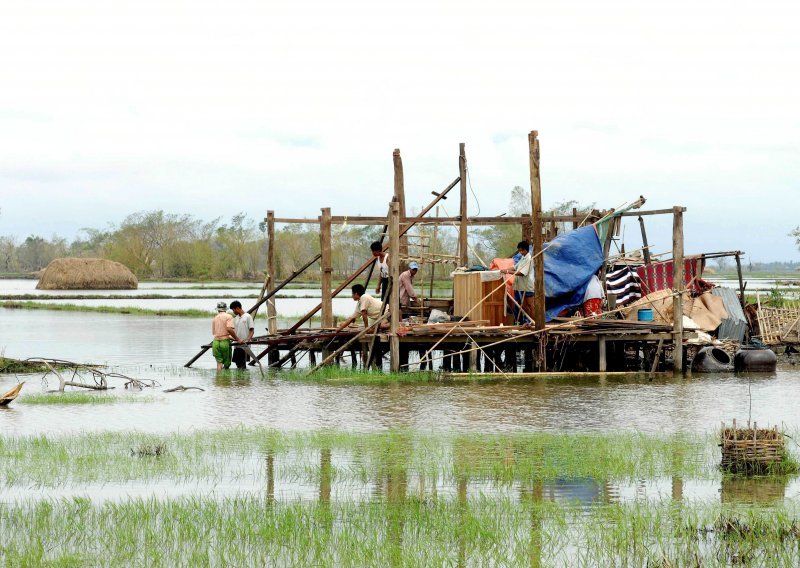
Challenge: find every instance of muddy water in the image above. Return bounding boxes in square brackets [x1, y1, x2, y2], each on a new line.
[2, 308, 800, 437]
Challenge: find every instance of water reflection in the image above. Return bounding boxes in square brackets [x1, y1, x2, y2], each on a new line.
[720, 475, 788, 505]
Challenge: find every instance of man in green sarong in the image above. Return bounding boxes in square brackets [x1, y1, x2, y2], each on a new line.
[211, 302, 241, 370]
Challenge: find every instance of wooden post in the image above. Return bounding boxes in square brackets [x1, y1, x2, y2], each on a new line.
[672, 206, 684, 374]
[266, 211, 278, 335]
[458, 143, 468, 267]
[638, 216, 651, 264]
[528, 131, 546, 331]
[393, 149, 408, 270]
[572, 207, 578, 230]
[598, 336, 607, 372]
[389, 202, 401, 372]
[735, 253, 745, 310]
[521, 213, 532, 243]
[320, 208, 333, 329]
[469, 342, 478, 372]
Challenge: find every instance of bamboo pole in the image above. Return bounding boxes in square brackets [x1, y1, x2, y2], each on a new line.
[638, 216, 652, 265]
[529, 131, 545, 331]
[320, 208, 333, 329]
[672, 206, 684, 374]
[429, 206, 439, 298]
[365, 280, 392, 369]
[458, 143, 468, 267]
[389, 201, 401, 372]
[266, 210, 278, 335]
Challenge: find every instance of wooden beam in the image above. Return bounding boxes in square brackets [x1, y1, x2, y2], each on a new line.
[266, 210, 277, 335]
[458, 142, 468, 267]
[389, 201, 401, 372]
[529, 130, 546, 331]
[672, 206, 684, 375]
[394, 149, 408, 269]
[521, 213, 532, 243]
[320, 208, 333, 329]
[270, 209, 684, 226]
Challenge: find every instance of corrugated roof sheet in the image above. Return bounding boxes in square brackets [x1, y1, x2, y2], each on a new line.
[712, 287, 747, 342]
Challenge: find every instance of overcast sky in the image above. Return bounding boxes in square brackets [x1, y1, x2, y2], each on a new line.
[1, 0, 798, 262]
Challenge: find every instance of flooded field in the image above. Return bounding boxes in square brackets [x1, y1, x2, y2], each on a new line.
[3, 280, 800, 565]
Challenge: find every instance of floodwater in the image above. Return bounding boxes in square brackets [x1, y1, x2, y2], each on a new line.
[4, 281, 800, 562]
[2, 307, 800, 438]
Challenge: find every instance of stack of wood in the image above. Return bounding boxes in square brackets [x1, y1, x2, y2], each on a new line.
[549, 318, 673, 335]
[720, 419, 786, 474]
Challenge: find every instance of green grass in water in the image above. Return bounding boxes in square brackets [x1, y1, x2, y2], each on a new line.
[18, 392, 156, 405]
[1, 497, 800, 565]
[0, 301, 212, 318]
[0, 428, 715, 487]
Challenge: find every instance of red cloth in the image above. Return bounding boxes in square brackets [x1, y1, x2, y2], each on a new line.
[635, 257, 703, 296]
[581, 298, 603, 318]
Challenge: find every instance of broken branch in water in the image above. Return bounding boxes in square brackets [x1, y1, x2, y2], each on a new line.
[26, 358, 160, 392]
[163, 385, 205, 392]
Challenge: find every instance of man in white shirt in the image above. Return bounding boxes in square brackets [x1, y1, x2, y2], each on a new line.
[230, 301, 255, 369]
[502, 241, 536, 324]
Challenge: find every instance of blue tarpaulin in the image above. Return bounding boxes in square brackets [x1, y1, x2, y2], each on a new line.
[543, 225, 604, 321]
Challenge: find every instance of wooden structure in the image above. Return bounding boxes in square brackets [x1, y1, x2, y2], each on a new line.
[186, 133, 700, 376]
[756, 301, 800, 345]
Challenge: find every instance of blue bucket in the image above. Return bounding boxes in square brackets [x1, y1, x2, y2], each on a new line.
[637, 308, 654, 322]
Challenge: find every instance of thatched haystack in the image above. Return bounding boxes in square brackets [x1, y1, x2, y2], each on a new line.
[36, 258, 138, 290]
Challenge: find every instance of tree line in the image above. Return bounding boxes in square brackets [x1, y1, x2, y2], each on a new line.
[0, 191, 612, 281]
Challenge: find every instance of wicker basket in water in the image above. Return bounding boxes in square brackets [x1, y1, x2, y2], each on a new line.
[720, 419, 786, 474]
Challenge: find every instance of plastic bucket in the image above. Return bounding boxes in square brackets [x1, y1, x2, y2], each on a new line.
[637, 308, 654, 322]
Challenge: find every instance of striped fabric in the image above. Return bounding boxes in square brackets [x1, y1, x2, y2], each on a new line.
[605, 266, 642, 306]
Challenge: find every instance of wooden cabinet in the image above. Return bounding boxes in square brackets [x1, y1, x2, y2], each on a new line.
[453, 272, 507, 326]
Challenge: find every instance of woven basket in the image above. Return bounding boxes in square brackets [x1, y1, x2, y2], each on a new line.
[720, 420, 785, 474]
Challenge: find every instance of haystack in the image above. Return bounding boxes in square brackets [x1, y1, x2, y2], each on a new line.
[36, 258, 138, 290]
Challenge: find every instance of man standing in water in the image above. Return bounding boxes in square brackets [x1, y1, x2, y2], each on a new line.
[230, 301, 255, 370]
[212, 302, 240, 371]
